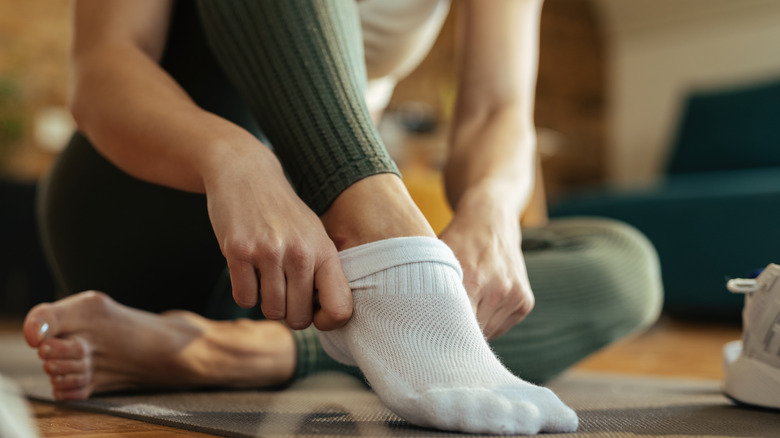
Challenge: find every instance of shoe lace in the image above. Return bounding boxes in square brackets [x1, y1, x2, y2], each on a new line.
[727, 278, 760, 294]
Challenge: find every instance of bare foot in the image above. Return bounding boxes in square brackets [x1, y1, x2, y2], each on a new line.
[23, 291, 296, 400]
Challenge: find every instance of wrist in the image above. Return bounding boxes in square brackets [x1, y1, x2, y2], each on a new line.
[197, 130, 283, 193]
[453, 180, 524, 222]
[444, 187, 521, 260]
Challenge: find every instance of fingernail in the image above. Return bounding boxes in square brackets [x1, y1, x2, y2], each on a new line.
[41, 344, 51, 358]
[37, 321, 49, 342]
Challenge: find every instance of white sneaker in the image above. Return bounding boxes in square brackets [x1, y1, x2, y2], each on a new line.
[723, 263, 780, 410]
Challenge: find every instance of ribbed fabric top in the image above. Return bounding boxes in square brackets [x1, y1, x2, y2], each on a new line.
[337, 237, 463, 282]
[197, 0, 400, 215]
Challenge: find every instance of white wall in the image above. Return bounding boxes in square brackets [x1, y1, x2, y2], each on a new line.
[593, 0, 780, 185]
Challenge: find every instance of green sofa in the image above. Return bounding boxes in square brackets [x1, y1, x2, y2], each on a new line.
[549, 79, 780, 320]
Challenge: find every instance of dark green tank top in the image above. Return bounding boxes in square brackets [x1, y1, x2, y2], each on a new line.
[159, 1, 266, 143]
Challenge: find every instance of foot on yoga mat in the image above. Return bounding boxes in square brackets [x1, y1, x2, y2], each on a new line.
[319, 237, 579, 435]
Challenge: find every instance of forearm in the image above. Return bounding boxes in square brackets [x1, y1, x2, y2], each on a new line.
[445, 105, 535, 218]
[444, 0, 542, 218]
[70, 44, 271, 194]
[440, 108, 536, 337]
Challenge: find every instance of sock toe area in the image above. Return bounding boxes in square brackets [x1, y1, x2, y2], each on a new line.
[544, 405, 579, 433]
[398, 387, 544, 435]
[507, 385, 578, 432]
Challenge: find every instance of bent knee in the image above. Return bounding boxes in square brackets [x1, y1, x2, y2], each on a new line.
[573, 217, 664, 335]
[530, 217, 664, 336]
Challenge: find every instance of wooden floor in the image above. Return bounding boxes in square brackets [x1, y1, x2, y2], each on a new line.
[1, 317, 742, 437]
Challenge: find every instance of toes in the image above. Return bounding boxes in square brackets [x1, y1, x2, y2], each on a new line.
[39, 337, 89, 361]
[44, 358, 89, 376]
[545, 404, 578, 433]
[23, 302, 55, 347]
[477, 384, 578, 434]
[51, 372, 91, 391]
[478, 392, 542, 435]
[24, 291, 114, 347]
[521, 386, 579, 433]
[507, 399, 543, 435]
[416, 388, 543, 435]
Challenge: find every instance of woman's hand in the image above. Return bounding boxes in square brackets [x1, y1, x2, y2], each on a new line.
[440, 192, 533, 340]
[202, 143, 353, 331]
[441, 0, 543, 341]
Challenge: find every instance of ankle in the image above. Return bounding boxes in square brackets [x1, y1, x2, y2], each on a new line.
[321, 174, 435, 251]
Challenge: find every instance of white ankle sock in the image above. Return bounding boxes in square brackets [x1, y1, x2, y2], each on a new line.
[318, 237, 578, 435]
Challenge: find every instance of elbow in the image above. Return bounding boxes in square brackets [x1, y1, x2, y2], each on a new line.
[451, 99, 534, 144]
[67, 51, 100, 134]
[67, 76, 92, 135]
[67, 68, 86, 127]
[67, 94, 85, 131]
[454, 93, 533, 129]
[67, 70, 83, 124]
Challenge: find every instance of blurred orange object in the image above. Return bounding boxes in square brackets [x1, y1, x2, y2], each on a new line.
[402, 164, 452, 235]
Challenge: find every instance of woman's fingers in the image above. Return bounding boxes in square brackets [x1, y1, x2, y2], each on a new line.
[472, 246, 535, 338]
[476, 281, 512, 340]
[479, 303, 507, 341]
[229, 239, 351, 331]
[227, 261, 259, 309]
[259, 260, 286, 321]
[284, 248, 315, 329]
[480, 289, 534, 340]
[496, 306, 534, 340]
[313, 254, 353, 331]
[207, 171, 351, 329]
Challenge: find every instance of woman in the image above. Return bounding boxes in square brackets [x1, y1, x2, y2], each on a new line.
[24, 0, 661, 434]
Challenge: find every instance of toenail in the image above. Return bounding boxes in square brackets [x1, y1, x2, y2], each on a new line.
[41, 345, 51, 357]
[54, 375, 64, 383]
[37, 322, 49, 342]
[49, 363, 59, 373]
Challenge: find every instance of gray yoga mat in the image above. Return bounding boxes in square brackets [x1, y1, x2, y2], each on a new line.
[2, 333, 779, 437]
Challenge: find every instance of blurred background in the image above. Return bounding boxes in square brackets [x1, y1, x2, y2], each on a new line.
[2, 0, 780, 319]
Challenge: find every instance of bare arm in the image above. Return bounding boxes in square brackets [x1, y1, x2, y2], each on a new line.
[445, 0, 541, 211]
[70, 0, 273, 193]
[69, 0, 352, 330]
[440, 0, 543, 339]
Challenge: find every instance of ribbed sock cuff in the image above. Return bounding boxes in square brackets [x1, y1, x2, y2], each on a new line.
[337, 236, 462, 282]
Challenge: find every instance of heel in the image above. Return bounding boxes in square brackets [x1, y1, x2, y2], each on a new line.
[317, 330, 358, 366]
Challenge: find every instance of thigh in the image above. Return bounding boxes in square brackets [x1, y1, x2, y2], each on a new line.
[39, 133, 226, 314]
[490, 217, 663, 383]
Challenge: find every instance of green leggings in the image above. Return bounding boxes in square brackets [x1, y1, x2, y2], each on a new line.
[39, 0, 662, 386]
[291, 217, 663, 384]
